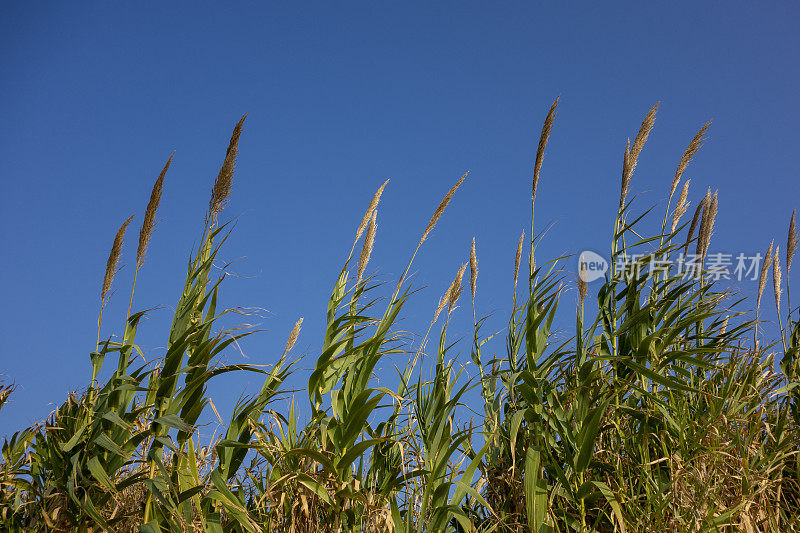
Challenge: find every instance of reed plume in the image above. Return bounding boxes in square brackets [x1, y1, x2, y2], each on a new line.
[137, 154, 172, 267]
[756, 241, 774, 314]
[620, 139, 632, 209]
[697, 190, 718, 260]
[773, 245, 782, 317]
[529, 98, 558, 291]
[98, 214, 134, 349]
[578, 259, 588, 306]
[357, 209, 377, 284]
[672, 178, 691, 233]
[532, 97, 559, 204]
[514, 231, 524, 292]
[447, 263, 467, 314]
[433, 263, 466, 323]
[695, 191, 711, 258]
[787, 211, 798, 273]
[694, 189, 713, 258]
[124, 155, 172, 343]
[209, 114, 247, 223]
[356, 179, 389, 243]
[684, 194, 706, 256]
[670, 121, 710, 199]
[395, 172, 467, 296]
[284, 317, 303, 354]
[620, 102, 659, 209]
[630, 102, 659, 163]
[102, 215, 135, 302]
[469, 237, 478, 302]
[786, 211, 798, 318]
[419, 172, 467, 247]
[433, 293, 448, 325]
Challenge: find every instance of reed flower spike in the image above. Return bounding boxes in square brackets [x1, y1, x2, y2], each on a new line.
[209, 114, 247, 222]
[102, 214, 135, 302]
[419, 172, 467, 247]
[137, 154, 172, 267]
[670, 121, 710, 199]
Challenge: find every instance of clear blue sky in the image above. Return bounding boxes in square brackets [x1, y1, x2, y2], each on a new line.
[2, 2, 799, 437]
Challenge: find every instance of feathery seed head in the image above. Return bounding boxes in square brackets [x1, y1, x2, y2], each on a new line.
[532, 97, 559, 203]
[699, 190, 718, 259]
[419, 172, 467, 247]
[670, 121, 710, 199]
[469, 238, 478, 301]
[757, 241, 774, 313]
[578, 270, 588, 306]
[787, 211, 798, 273]
[672, 178, 691, 233]
[209, 114, 247, 222]
[137, 153, 172, 267]
[102, 214, 135, 301]
[773, 245, 783, 315]
[357, 209, 377, 284]
[620, 139, 632, 209]
[684, 196, 706, 256]
[695, 188, 713, 259]
[356, 179, 389, 243]
[621, 102, 659, 209]
[284, 318, 303, 354]
[514, 231, 524, 292]
[448, 263, 468, 314]
[630, 102, 659, 162]
[433, 294, 449, 324]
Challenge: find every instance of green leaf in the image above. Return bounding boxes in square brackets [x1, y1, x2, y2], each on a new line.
[623, 360, 700, 393]
[154, 414, 193, 433]
[576, 397, 610, 473]
[525, 446, 548, 531]
[87, 456, 117, 493]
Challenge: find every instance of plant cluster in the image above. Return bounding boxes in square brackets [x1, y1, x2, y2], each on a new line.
[2, 103, 799, 532]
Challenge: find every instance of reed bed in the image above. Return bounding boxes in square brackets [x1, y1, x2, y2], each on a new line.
[2, 104, 799, 533]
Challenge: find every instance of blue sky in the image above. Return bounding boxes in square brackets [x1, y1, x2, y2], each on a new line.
[1, 2, 799, 437]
